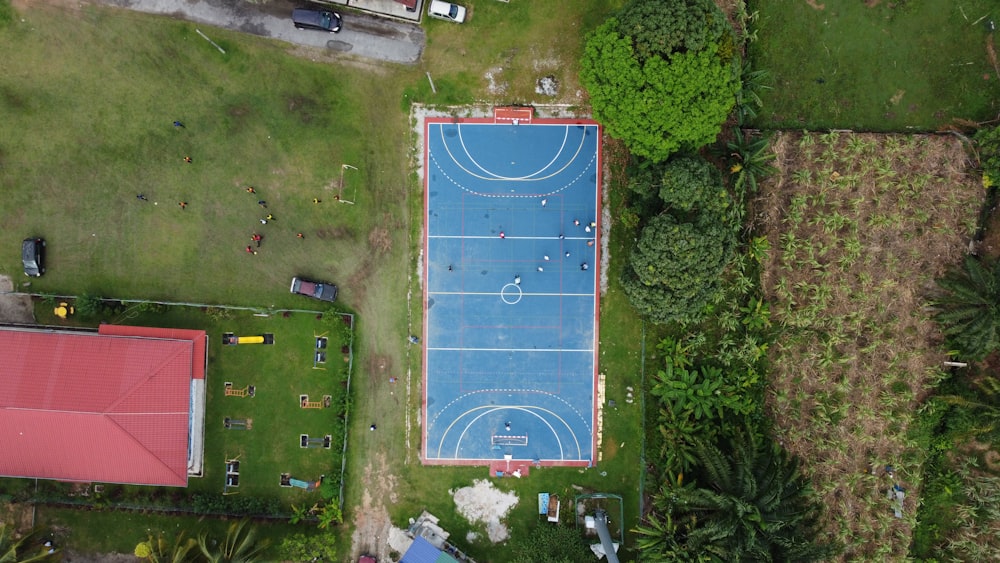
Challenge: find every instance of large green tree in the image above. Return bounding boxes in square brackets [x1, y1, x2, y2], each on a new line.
[622, 156, 735, 324]
[934, 255, 1000, 360]
[580, 0, 738, 162]
[636, 427, 837, 562]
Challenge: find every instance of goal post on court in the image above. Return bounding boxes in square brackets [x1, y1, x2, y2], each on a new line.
[491, 434, 529, 447]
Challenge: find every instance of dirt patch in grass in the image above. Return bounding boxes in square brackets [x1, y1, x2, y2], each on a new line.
[451, 479, 519, 543]
[314, 226, 355, 240]
[0, 275, 35, 324]
[368, 353, 393, 388]
[349, 452, 397, 561]
[757, 131, 985, 561]
[369, 223, 393, 255]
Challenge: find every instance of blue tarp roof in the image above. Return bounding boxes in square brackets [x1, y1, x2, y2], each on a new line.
[401, 536, 457, 563]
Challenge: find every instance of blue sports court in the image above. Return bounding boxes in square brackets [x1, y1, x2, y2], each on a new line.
[422, 108, 601, 467]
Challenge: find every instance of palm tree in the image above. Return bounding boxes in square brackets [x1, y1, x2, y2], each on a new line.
[636, 427, 837, 562]
[135, 531, 196, 563]
[196, 519, 270, 563]
[0, 524, 57, 562]
[934, 255, 1000, 360]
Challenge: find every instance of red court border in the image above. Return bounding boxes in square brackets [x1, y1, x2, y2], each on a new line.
[421, 110, 602, 468]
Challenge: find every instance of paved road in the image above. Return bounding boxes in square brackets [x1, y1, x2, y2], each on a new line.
[103, 0, 425, 64]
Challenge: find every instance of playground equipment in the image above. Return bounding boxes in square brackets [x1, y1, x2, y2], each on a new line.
[280, 472, 323, 490]
[53, 302, 74, 319]
[313, 334, 328, 369]
[223, 458, 241, 493]
[300, 434, 332, 449]
[225, 382, 256, 398]
[300, 394, 331, 409]
[538, 493, 560, 523]
[222, 332, 274, 345]
[224, 417, 252, 430]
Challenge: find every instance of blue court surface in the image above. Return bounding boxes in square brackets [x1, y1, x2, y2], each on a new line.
[422, 111, 601, 467]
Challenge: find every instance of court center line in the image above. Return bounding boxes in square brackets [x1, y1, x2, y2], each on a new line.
[429, 291, 593, 297]
[428, 347, 594, 353]
[428, 235, 594, 240]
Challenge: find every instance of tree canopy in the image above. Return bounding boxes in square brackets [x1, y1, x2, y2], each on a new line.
[934, 255, 1000, 360]
[614, 0, 730, 59]
[622, 156, 735, 325]
[636, 427, 838, 562]
[580, 0, 738, 162]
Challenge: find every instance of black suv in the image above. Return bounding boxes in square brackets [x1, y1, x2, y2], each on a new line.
[292, 8, 342, 33]
[22, 237, 45, 277]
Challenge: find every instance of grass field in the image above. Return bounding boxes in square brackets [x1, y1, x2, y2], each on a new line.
[750, 0, 1000, 130]
[5, 303, 350, 512]
[756, 131, 984, 560]
[1, 1, 647, 561]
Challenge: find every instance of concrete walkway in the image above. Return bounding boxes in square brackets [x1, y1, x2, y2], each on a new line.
[101, 0, 425, 65]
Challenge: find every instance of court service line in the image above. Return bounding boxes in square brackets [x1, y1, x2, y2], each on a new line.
[428, 150, 597, 199]
[437, 124, 586, 182]
[445, 407, 567, 460]
[458, 124, 570, 179]
[429, 389, 593, 436]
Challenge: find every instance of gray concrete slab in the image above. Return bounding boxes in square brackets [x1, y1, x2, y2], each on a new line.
[100, 0, 424, 65]
[326, 0, 423, 23]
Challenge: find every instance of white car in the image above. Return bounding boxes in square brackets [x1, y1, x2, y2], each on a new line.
[428, 0, 466, 23]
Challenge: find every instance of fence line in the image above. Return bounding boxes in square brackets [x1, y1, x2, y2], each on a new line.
[2, 291, 357, 517]
[638, 320, 647, 520]
[0, 291, 331, 316]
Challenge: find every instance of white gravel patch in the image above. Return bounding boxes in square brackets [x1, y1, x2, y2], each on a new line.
[451, 479, 519, 543]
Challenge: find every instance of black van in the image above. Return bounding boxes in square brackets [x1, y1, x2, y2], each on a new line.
[292, 8, 342, 33]
[22, 237, 45, 277]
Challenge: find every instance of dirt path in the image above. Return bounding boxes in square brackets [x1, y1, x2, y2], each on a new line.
[349, 452, 397, 561]
[0, 275, 35, 324]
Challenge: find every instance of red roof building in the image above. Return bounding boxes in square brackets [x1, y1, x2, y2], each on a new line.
[0, 325, 208, 487]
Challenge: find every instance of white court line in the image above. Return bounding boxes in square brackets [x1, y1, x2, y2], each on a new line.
[438, 124, 587, 182]
[427, 347, 594, 353]
[428, 235, 594, 240]
[428, 291, 594, 297]
[457, 124, 570, 180]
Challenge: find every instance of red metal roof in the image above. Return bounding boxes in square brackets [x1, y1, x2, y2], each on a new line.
[0, 326, 205, 486]
[98, 325, 206, 380]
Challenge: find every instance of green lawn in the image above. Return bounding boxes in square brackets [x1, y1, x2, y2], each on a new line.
[0, 4, 405, 308]
[0, 1, 648, 560]
[14, 303, 351, 514]
[750, 0, 1000, 130]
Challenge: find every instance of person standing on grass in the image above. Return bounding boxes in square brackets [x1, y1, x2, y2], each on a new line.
[136, 194, 148, 201]
[173, 120, 185, 128]
[246, 186, 256, 194]
[183, 156, 192, 163]
[266, 213, 274, 221]
[258, 200, 267, 208]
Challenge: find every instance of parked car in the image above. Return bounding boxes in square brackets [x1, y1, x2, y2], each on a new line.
[359, 556, 377, 563]
[292, 7, 342, 33]
[290, 276, 338, 302]
[22, 237, 45, 277]
[428, 0, 466, 23]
